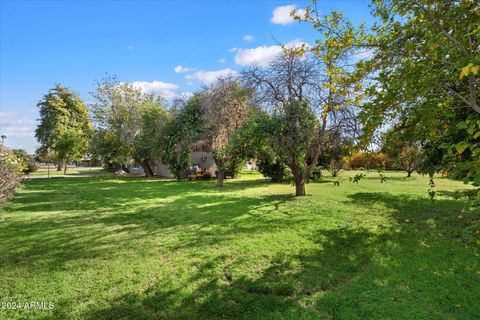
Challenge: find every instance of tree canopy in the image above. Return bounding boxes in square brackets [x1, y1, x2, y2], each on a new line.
[35, 84, 91, 170]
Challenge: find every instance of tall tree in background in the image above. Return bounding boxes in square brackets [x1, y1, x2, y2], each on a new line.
[35, 84, 91, 170]
[91, 77, 168, 177]
[381, 126, 421, 177]
[133, 102, 170, 177]
[161, 96, 204, 180]
[200, 77, 252, 187]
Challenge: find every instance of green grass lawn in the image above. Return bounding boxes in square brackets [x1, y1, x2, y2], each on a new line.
[27, 167, 111, 177]
[1, 171, 479, 319]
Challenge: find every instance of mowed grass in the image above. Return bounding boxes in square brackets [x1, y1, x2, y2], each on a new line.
[28, 167, 111, 177]
[0, 171, 479, 319]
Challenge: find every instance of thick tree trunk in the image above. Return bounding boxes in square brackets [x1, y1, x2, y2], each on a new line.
[407, 170, 412, 177]
[64, 162, 67, 175]
[216, 170, 225, 187]
[57, 161, 63, 171]
[140, 161, 154, 177]
[295, 179, 306, 196]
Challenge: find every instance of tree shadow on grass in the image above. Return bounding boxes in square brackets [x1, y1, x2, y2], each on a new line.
[85, 227, 375, 319]
[9, 177, 275, 214]
[84, 192, 480, 319]
[0, 183, 297, 273]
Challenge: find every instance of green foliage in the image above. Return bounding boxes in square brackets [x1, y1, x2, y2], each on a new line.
[346, 151, 389, 171]
[55, 129, 88, 172]
[360, 0, 480, 197]
[317, 132, 353, 177]
[257, 160, 288, 182]
[12, 149, 37, 173]
[161, 96, 204, 179]
[200, 78, 252, 185]
[245, 3, 367, 195]
[0, 146, 23, 206]
[90, 129, 122, 169]
[273, 100, 319, 174]
[0, 146, 25, 174]
[133, 98, 170, 172]
[309, 166, 322, 181]
[91, 77, 143, 165]
[91, 77, 168, 175]
[35, 84, 92, 157]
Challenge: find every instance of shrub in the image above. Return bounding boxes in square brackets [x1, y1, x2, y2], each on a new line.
[310, 166, 323, 181]
[12, 149, 38, 173]
[0, 147, 23, 206]
[202, 171, 212, 180]
[368, 152, 389, 170]
[348, 152, 366, 169]
[348, 151, 389, 170]
[283, 167, 293, 181]
[24, 160, 38, 173]
[258, 159, 287, 182]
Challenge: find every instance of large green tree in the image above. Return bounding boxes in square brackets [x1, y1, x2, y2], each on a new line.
[381, 126, 422, 177]
[359, 0, 479, 195]
[243, 50, 361, 196]
[200, 78, 252, 187]
[35, 84, 92, 170]
[161, 96, 204, 180]
[133, 102, 170, 177]
[91, 77, 168, 177]
[56, 128, 88, 174]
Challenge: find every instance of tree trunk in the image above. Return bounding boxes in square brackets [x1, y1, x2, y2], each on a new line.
[57, 161, 63, 171]
[407, 170, 412, 177]
[295, 179, 306, 196]
[64, 162, 67, 175]
[140, 161, 154, 177]
[216, 170, 225, 187]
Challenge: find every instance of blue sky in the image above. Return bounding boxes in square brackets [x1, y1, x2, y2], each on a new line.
[0, 0, 373, 153]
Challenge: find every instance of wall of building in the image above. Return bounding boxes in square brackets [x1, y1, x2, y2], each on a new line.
[192, 151, 217, 176]
[153, 161, 174, 178]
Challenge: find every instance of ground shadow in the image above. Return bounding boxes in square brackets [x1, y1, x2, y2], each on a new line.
[84, 193, 480, 319]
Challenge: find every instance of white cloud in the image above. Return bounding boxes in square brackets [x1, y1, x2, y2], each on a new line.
[3, 126, 34, 138]
[234, 45, 282, 66]
[186, 68, 238, 85]
[127, 45, 134, 50]
[0, 111, 38, 152]
[174, 65, 192, 73]
[0, 118, 35, 127]
[0, 112, 36, 139]
[0, 111, 18, 117]
[228, 47, 238, 53]
[243, 35, 255, 42]
[131, 80, 180, 100]
[234, 39, 309, 66]
[271, 5, 305, 25]
[218, 58, 226, 64]
[177, 92, 194, 100]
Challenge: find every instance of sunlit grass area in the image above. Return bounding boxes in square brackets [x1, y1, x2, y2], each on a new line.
[27, 166, 112, 177]
[1, 171, 479, 319]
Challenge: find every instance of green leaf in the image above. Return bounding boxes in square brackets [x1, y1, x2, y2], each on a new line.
[455, 142, 469, 155]
[456, 121, 468, 129]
